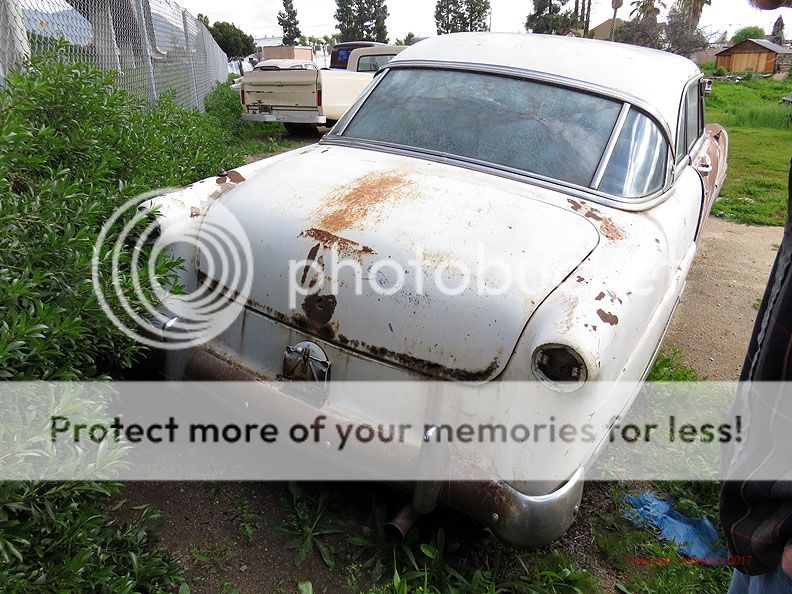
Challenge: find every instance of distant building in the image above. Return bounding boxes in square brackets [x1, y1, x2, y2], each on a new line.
[715, 38, 792, 73]
[589, 18, 624, 40]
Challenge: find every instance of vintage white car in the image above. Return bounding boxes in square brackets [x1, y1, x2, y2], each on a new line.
[151, 33, 727, 546]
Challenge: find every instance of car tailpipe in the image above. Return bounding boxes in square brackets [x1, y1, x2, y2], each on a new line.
[386, 503, 419, 540]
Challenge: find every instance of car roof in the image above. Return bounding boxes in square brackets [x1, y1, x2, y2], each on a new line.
[390, 33, 700, 134]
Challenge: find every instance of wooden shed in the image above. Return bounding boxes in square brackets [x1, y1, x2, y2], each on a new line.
[715, 38, 792, 73]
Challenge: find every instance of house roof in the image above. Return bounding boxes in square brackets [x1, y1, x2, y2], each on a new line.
[716, 38, 792, 55]
[589, 18, 625, 40]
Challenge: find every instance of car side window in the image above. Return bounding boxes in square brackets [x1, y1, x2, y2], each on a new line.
[685, 84, 702, 153]
[357, 55, 396, 73]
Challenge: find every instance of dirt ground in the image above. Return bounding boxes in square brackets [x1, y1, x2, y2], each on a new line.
[662, 217, 783, 380]
[118, 216, 785, 593]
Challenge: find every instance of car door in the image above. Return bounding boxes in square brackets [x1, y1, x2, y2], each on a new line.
[677, 81, 720, 239]
[679, 80, 727, 238]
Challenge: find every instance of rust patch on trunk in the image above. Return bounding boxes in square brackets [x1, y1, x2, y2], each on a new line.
[315, 171, 413, 233]
[302, 293, 337, 326]
[299, 228, 376, 256]
[596, 309, 619, 325]
[567, 198, 583, 211]
[595, 291, 605, 301]
[584, 207, 624, 241]
[301, 243, 321, 285]
[216, 170, 245, 185]
[576, 275, 585, 283]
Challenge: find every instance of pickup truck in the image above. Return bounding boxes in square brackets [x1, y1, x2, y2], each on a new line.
[240, 43, 406, 134]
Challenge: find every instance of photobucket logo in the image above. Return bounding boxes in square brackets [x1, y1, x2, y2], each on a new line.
[288, 245, 520, 308]
[92, 191, 253, 350]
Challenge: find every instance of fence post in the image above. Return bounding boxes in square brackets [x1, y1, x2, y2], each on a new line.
[132, 0, 157, 102]
[0, 0, 31, 82]
[182, 10, 199, 109]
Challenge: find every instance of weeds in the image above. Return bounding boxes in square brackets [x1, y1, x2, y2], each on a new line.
[232, 489, 261, 543]
[189, 538, 237, 579]
[277, 483, 341, 568]
[647, 349, 700, 381]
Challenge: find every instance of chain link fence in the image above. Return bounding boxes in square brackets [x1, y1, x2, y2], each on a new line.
[0, 0, 228, 110]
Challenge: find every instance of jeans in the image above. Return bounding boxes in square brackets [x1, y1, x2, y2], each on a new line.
[728, 566, 792, 594]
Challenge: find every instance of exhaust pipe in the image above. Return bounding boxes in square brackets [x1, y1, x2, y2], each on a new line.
[385, 503, 419, 540]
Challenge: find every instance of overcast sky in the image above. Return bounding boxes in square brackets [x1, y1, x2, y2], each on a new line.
[177, 0, 791, 41]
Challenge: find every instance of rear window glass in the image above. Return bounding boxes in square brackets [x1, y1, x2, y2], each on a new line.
[338, 68, 623, 188]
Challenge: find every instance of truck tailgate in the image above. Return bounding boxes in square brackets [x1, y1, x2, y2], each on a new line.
[243, 70, 320, 111]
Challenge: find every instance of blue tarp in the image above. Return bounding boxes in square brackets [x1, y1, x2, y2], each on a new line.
[624, 492, 727, 564]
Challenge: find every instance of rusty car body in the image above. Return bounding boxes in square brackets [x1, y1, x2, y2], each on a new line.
[150, 33, 728, 546]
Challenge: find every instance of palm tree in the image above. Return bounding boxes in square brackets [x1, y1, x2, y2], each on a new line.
[680, 0, 710, 28]
[630, 0, 666, 20]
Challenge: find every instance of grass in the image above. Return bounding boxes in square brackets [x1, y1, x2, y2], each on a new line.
[706, 78, 792, 226]
[594, 487, 731, 594]
[648, 348, 701, 381]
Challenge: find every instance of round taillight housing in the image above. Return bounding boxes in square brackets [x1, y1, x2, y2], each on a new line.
[532, 344, 588, 392]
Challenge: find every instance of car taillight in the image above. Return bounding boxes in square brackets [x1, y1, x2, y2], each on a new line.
[532, 344, 588, 392]
[317, 89, 322, 107]
[240, 89, 245, 105]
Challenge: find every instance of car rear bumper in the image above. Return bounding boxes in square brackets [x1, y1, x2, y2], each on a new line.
[242, 110, 326, 124]
[178, 346, 584, 547]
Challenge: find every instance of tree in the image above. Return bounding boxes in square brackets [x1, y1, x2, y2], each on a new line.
[335, 0, 389, 42]
[197, 13, 210, 27]
[396, 32, 417, 45]
[278, 0, 302, 46]
[630, 0, 665, 20]
[772, 15, 785, 45]
[208, 21, 255, 58]
[679, 0, 710, 29]
[525, 0, 579, 34]
[613, 17, 664, 48]
[435, 0, 491, 34]
[731, 25, 765, 44]
[665, 1, 709, 55]
[436, 0, 464, 34]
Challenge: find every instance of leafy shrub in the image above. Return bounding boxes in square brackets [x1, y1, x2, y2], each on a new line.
[699, 61, 715, 75]
[0, 48, 240, 381]
[0, 482, 185, 593]
[203, 81, 284, 141]
[0, 47, 245, 591]
[713, 66, 727, 77]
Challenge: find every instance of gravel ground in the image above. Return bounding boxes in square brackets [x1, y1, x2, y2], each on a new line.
[662, 217, 784, 380]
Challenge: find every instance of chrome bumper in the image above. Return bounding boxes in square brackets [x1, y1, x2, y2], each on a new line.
[180, 346, 583, 547]
[242, 110, 326, 124]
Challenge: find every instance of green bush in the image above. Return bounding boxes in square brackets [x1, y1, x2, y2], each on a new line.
[0, 48, 241, 381]
[203, 81, 285, 142]
[0, 482, 185, 593]
[713, 66, 727, 77]
[0, 48, 245, 591]
[700, 61, 715, 75]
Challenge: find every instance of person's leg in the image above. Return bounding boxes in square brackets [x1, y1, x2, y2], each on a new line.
[728, 565, 792, 594]
[728, 569, 749, 594]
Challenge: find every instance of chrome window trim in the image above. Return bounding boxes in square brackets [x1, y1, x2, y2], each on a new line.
[320, 135, 672, 211]
[322, 61, 679, 210]
[592, 103, 631, 190]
